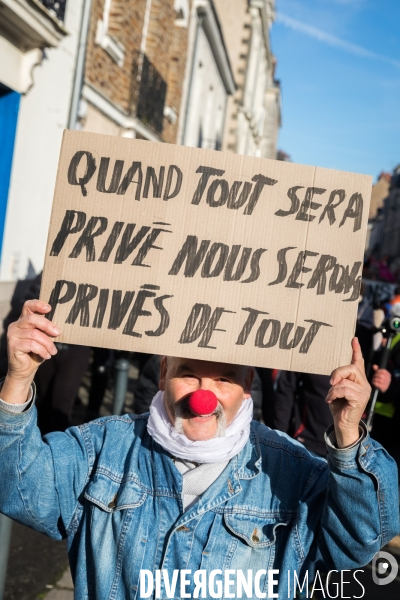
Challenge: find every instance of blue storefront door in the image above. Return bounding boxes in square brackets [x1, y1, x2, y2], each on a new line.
[0, 83, 21, 261]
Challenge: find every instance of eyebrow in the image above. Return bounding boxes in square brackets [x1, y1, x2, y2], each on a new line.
[175, 364, 195, 375]
[174, 365, 238, 380]
[221, 370, 238, 379]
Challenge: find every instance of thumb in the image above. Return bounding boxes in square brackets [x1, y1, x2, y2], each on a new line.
[372, 364, 378, 371]
[351, 337, 365, 374]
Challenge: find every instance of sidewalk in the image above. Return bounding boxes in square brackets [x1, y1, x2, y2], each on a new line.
[44, 569, 73, 600]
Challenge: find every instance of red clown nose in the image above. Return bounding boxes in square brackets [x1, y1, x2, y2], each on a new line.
[188, 390, 218, 416]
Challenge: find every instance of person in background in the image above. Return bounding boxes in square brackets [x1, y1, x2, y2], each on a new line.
[390, 284, 400, 308]
[256, 366, 275, 426]
[271, 370, 332, 457]
[371, 354, 400, 550]
[356, 283, 374, 375]
[85, 348, 113, 421]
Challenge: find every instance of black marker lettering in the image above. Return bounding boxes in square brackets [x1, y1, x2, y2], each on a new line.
[145, 295, 173, 336]
[179, 303, 212, 344]
[69, 216, 108, 261]
[163, 165, 182, 200]
[236, 308, 268, 345]
[244, 174, 278, 215]
[206, 179, 229, 208]
[295, 187, 326, 222]
[339, 193, 363, 232]
[98, 221, 124, 262]
[227, 181, 252, 210]
[343, 261, 362, 295]
[224, 246, 252, 281]
[143, 166, 165, 198]
[329, 263, 346, 293]
[268, 247, 296, 286]
[299, 319, 332, 354]
[307, 255, 337, 295]
[117, 162, 142, 198]
[108, 290, 135, 329]
[96, 158, 124, 193]
[286, 250, 318, 289]
[255, 319, 281, 348]
[343, 275, 362, 302]
[114, 225, 150, 264]
[279, 323, 305, 349]
[50, 210, 86, 256]
[66, 283, 98, 326]
[319, 189, 346, 225]
[198, 308, 234, 349]
[67, 151, 96, 196]
[132, 228, 172, 267]
[122, 290, 156, 337]
[168, 236, 210, 277]
[275, 186, 303, 217]
[201, 243, 229, 278]
[241, 248, 267, 283]
[47, 280, 77, 321]
[191, 166, 225, 205]
[92, 289, 110, 328]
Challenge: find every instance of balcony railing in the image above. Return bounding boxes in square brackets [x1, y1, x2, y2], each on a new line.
[40, 0, 67, 22]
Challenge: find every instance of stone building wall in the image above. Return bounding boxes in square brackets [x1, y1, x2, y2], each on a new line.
[83, 0, 190, 144]
[162, 15, 191, 144]
[214, 0, 280, 159]
[85, 0, 146, 114]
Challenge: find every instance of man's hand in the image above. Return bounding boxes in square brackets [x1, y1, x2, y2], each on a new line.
[371, 365, 391, 393]
[326, 338, 371, 448]
[1, 300, 60, 405]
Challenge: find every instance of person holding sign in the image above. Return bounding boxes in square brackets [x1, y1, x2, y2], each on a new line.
[0, 300, 398, 599]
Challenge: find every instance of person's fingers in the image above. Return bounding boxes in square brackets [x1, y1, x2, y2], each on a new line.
[372, 364, 378, 371]
[326, 382, 367, 405]
[21, 300, 51, 318]
[351, 337, 365, 374]
[14, 339, 52, 361]
[16, 313, 60, 337]
[12, 327, 57, 356]
[326, 379, 360, 398]
[330, 364, 364, 385]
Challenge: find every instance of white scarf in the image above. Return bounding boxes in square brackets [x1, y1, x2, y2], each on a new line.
[146, 391, 253, 463]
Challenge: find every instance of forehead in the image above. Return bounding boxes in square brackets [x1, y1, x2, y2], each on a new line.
[167, 357, 245, 379]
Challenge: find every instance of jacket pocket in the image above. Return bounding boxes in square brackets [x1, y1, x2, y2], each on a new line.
[84, 472, 147, 512]
[224, 510, 292, 547]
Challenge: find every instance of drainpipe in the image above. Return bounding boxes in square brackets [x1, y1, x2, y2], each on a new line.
[180, 13, 202, 145]
[68, 0, 94, 129]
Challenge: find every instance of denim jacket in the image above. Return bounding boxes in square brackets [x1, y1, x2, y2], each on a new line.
[0, 401, 398, 600]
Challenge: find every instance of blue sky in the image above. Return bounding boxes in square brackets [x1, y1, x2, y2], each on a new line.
[271, 0, 400, 179]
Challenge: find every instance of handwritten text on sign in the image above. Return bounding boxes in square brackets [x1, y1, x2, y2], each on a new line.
[40, 131, 371, 374]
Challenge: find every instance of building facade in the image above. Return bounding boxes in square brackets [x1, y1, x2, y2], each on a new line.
[0, 0, 84, 281]
[0, 0, 281, 283]
[78, 0, 194, 144]
[78, 0, 235, 152]
[375, 166, 400, 259]
[214, 0, 280, 158]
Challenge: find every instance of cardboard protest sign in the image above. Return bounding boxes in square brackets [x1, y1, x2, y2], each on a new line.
[40, 130, 371, 374]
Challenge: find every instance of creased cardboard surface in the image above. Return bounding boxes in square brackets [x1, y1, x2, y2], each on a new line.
[40, 131, 372, 374]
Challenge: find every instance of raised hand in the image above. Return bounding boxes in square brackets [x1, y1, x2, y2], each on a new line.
[326, 337, 371, 448]
[371, 365, 391, 393]
[2, 300, 60, 404]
